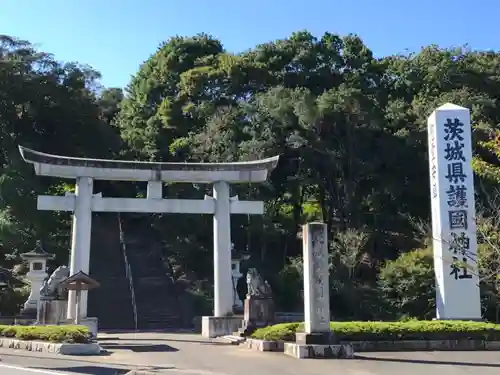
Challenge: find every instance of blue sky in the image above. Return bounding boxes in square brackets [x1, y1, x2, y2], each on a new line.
[1, 0, 498, 88]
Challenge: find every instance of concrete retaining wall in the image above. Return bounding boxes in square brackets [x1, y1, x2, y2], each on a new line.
[284, 342, 355, 359]
[345, 339, 500, 351]
[194, 312, 302, 333]
[246, 338, 285, 351]
[245, 338, 500, 352]
[201, 316, 244, 338]
[0, 337, 102, 355]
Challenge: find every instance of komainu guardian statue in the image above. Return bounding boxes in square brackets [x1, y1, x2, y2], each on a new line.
[40, 265, 70, 300]
[246, 268, 272, 298]
[238, 267, 275, 336]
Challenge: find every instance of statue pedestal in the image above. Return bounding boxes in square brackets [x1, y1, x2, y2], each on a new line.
[238, 296, 275, 336]
[38, 298, 68, 325]
[37, 265, 70, 321]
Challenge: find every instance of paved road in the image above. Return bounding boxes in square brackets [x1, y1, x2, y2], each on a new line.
[0, 356, 132, 375]
[1, 332, 500, 374]
[0, 363, 68, 375]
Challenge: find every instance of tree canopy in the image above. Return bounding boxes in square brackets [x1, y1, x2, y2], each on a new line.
[2, 31, 500, 319]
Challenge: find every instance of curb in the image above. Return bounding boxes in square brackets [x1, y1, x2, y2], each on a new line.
[0, 338, 102, 355]
[246, 338, 284, 352]
[346, 339, 500, 351]
[284, 342, 354, 359]
[245, 339, 500, 353]
[219, 335, 246, 345]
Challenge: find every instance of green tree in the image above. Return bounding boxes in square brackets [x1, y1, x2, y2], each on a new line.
[0, 34, 117, 267]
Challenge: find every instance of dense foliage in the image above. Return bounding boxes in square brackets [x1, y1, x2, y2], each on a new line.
[251, 320, 500, 342]
[2, 31, 500, 320]
[0, 325, 91, 343]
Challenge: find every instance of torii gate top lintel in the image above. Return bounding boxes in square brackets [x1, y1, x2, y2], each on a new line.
[19, 146, 280, 183]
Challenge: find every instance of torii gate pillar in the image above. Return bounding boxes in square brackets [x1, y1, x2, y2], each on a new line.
[67, 177, 93, 320]
[213, 181, 232, 317]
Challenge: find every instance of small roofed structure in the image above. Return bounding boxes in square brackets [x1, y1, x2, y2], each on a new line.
[60, 271, 99, 325]
[60, 271, 100, 291]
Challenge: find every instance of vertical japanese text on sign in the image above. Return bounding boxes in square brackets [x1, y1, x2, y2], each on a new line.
[430, 122, 438, 199]
[443, 118, 472, 280]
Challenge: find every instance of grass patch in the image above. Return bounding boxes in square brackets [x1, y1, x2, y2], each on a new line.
[251, 321, 500, 342]
[0, 325, 91, 343]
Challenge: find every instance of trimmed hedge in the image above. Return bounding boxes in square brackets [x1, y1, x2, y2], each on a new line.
[0, 325, 91, 343]
[251, 321, 500, 342]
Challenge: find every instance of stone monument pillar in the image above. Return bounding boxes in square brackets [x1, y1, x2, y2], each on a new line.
[300, 222, 330, 339]
[284, 222, 354, 359]
[427, 103, 481, 320]
[20, 241, 54, 319]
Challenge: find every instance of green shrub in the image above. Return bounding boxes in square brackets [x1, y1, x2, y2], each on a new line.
[378, 247, 436, 319]
[250, 322, 302, 341]
[251, 320, 500, 342]
[0, 325, 91, 343]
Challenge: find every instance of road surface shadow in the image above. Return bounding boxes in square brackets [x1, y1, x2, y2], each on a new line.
[34, 365, 132, 374]
[35, 365, 176, 374]
[98, 336, 233, 346]
[73, 349, 113, 357]
[99, 342, 179, 353]
[100, 329, 195, 334]
[0, 352, 120, 365]
[356, 354, 500, 368]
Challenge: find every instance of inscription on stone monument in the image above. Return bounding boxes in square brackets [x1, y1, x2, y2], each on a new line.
[303, 222, 330, 333]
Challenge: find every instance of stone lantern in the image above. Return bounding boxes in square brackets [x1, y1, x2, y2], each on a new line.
[20, 241, 54, 318]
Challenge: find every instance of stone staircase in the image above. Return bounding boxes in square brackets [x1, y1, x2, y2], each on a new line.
[120, 216, 188, 331]
[87, 213, 136, 330]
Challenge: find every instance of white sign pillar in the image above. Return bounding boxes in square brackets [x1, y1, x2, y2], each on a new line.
[427, 103, 481, 320]
[67, 177, 93, 320]
[213, 181, 233, 317]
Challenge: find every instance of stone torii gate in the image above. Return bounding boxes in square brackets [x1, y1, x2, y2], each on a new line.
[19, 146, 279, 331]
